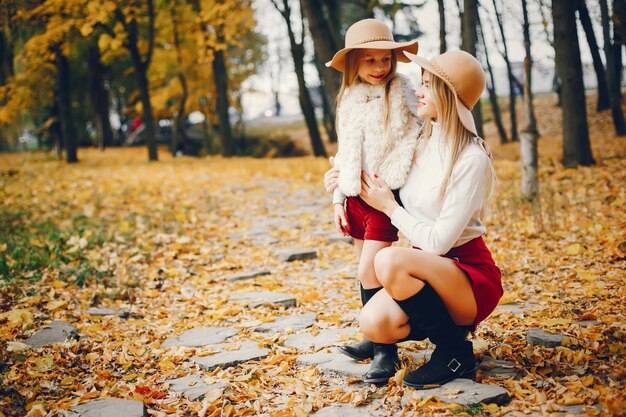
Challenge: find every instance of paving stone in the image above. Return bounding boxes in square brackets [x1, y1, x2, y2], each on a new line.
[302, 351, 370, 379]
[86, 307, 130, 318]
[230, 227, 269, 240]
[161, 327, 238, 348]
[25, 321, 78, 348]
[479, 357, 520, 379]
[166, 374, 226, 401]
[226, 270, 271, 282]
[495, 303, 525, 316]
[253, 312, 317, 333]
[402, 378, 510, 406]
[311, 404, 372, 416]
[329, 235, 354, 244]
[526, 328, 566, 348]
[274, 248, 317, 262]
[67, 398, 146, 417]
[312, 231, 353, 244]
[284, 328, 357, 350]
[248, 235, 280, 246]
[229, 291, 296, 308]
[191, 341, 269, 371]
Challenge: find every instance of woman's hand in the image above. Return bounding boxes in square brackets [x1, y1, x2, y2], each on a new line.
[333, 203, 350, 236]
[323, 156, 340, 194]
[359, 172, 399, 217]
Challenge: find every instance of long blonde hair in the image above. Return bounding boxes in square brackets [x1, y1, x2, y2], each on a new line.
[335, 49, 397, 145]
[419, 72, 496, 200]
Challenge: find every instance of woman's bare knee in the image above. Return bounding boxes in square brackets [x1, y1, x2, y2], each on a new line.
[374, 247, 400, 286]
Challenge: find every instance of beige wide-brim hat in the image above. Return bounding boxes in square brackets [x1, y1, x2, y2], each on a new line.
[403, 50, 485, 137]
[326, 19, 418, 72]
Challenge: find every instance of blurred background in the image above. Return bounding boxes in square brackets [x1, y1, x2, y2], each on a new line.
[0, 0, 623, 167]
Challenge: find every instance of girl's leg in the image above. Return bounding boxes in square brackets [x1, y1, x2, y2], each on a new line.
[340, 239, 393, 363]
[351, 239, 398, 384]
[357, 239, 392, 289]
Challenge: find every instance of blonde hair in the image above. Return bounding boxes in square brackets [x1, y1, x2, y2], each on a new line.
[335, 49, 397, 145]
[419, 71, 496, 200]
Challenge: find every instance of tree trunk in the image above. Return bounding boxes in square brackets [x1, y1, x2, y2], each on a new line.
[213, 43, 235, 156]
[300, 0, 340, 94]
[613, 0, 626, 45]
[576, 0, 610, 111]
[313, 54, 337, 143]
[521, 0, 540, 200]
[0, 31, 15, 85]
[461, 0, 483, 138]
[293, 44, 326, 157]
[301, 0, 339, 143]
[438, 0, 447, 53]
[49, 101, 63, 160]
[116, 1, 157, 161]
[273, 0, 326, 157]
[492, 0, 518, 142]
[552, 0, 594, 167]
[54, 46, 78, 163]
[171, 6, 189, 155]
[322, 0, 341, 48]
[600, 0, 626, 135]
[87, 44, 113, 150]
[477, 13, 507, 144]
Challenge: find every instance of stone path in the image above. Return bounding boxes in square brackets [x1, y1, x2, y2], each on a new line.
[35, 213, 588, 415]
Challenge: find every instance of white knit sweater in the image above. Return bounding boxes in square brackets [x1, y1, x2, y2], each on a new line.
[391, 122, 493, 255]
[333, 74, 421, 202]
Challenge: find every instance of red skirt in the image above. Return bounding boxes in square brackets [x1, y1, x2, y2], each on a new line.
[444, 237, 503, 328]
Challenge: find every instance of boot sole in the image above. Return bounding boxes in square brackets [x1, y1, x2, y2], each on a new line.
[363, 374, 394, 384]
[403, 368, 477, 390]
[338, 346, 373, 361]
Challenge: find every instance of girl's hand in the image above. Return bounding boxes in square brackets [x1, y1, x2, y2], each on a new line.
[333, 203, 350, 236]
[359, 172, 399, 217]
[323, 156, 340, 194]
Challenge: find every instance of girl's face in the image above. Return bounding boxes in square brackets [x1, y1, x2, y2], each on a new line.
[357, 49, 392, 85]
[416, 71, 438, 120]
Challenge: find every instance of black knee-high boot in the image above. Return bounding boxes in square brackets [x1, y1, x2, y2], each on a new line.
[363, 342, 400, 384]
[339, 285, 381, 361]
[394, 284, 476, 389]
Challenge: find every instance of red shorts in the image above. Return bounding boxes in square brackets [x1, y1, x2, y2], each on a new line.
[345, 196, 398, 242]
[445, 237, 503, 328]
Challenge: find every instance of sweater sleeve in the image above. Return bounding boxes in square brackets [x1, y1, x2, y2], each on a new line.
[390, 153, 492, 254]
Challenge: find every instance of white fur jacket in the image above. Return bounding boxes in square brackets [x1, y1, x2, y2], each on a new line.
[334, 74, 422, 197]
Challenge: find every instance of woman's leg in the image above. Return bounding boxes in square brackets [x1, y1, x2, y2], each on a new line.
[369, 247, 478, 388]
[359, 289, 413, 343]
[374, 247, 477, 326]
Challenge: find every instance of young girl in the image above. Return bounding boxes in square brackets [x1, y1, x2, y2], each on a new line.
[324, 18, 421, 383]
[355, 50, 503, 389]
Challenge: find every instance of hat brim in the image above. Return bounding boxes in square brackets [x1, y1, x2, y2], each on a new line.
[325, 40, 418, 72]
[403, 51, 478, 137]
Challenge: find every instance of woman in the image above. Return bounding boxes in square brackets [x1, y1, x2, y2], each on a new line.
[324, 50, 503, 389]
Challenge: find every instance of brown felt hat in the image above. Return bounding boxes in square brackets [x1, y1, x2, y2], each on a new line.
[403, 50, 485, 137]
[326, 19, 418, 72]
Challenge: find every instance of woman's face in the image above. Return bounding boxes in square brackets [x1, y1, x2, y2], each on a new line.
[357, 49, 392, 85]
[416, 71, 438, 120]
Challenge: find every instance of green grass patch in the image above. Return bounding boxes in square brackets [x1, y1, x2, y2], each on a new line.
[0, 208, 105, 287]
